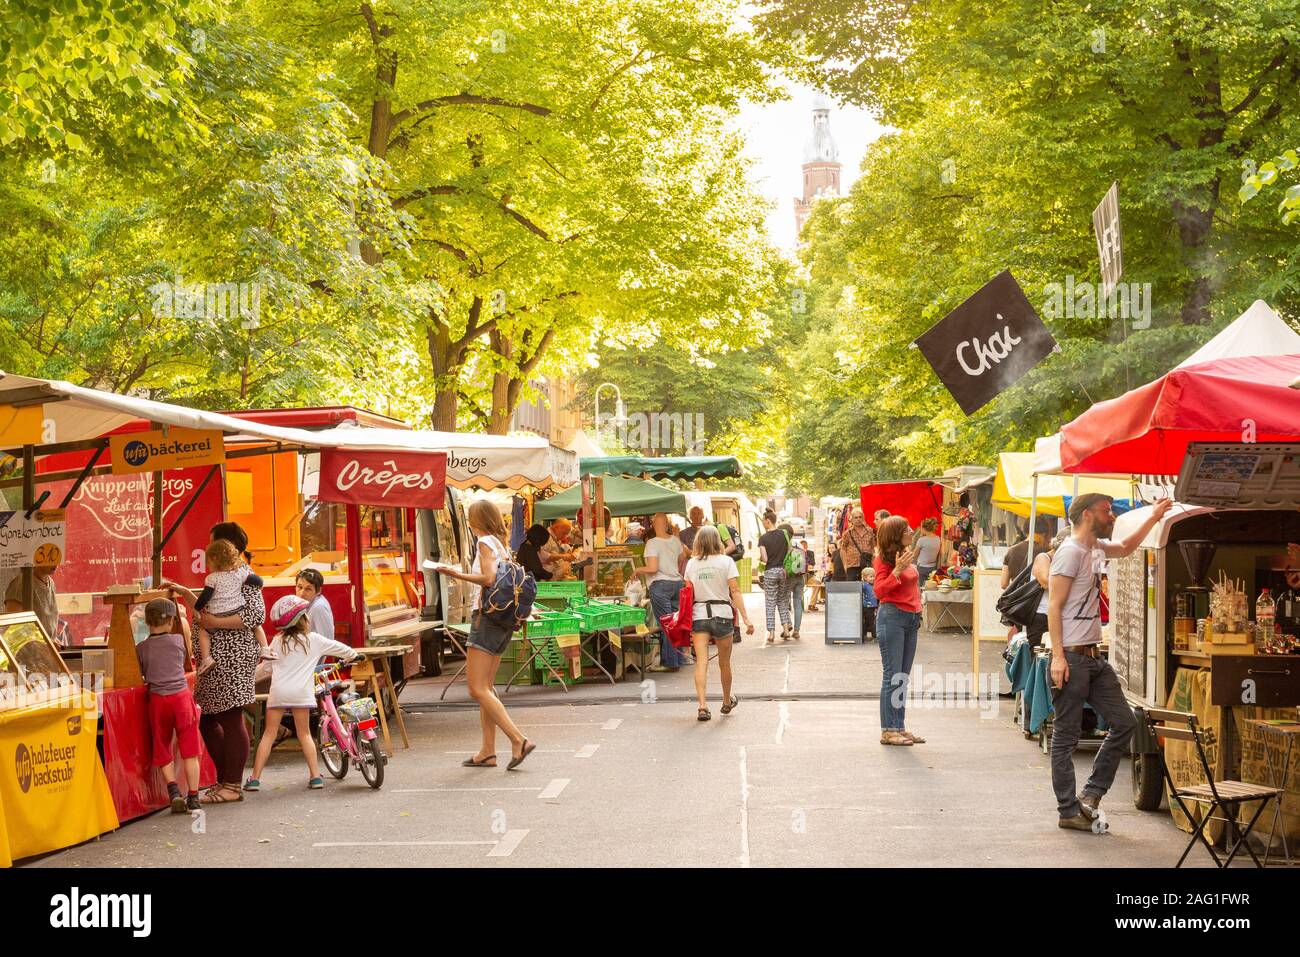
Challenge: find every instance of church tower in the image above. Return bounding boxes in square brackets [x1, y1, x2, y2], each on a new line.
[794, 95, 842, 237]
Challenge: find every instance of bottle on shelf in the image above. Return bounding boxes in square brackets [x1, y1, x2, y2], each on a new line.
[1256, 587, 1275, 652]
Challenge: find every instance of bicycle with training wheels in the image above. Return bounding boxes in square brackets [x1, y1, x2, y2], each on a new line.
[314, 662, 385, 789]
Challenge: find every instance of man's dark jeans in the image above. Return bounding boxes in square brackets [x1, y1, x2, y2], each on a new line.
[1049, 649, 1137, 818]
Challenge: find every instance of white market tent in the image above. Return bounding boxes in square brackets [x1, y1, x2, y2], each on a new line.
[0, 372, 578, 491]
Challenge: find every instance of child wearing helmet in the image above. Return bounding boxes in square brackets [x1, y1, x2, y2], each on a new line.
[245, 595, 357, 792]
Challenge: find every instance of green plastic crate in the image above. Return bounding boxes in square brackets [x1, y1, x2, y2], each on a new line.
[536, 580, 588, 600]
[527, 636, 582, 686]
[495, 655, 538, 686]
[525, 611, 583, 638]
[613, 604, 647, 628]
[572, 601, 622, 632]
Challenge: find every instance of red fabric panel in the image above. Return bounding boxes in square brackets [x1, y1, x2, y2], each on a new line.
[101, 678, 217, 822]
[1060, 354, 1300, 474]
[858, 481, 944, 530]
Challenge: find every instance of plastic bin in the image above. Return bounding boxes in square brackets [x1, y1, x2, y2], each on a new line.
[536, 580, 588, 600]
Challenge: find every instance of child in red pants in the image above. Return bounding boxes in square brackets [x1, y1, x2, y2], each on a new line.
[135, 598, 202, 813]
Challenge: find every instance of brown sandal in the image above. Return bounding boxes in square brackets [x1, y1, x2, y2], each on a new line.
[902, 730, 926, 744]
[879, 731, 913, 746]
[201, 785, 244, 804]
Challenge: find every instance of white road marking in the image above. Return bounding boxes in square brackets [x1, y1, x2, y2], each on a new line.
[601, 718, 623, 730]
[738, 745, 751, 868]
[538, 778, 570, 800]
[782, 652, 791, 693]
[393, 787, 540, 793]
[314, 840, 494, 847]
[775, 702, 790, 745]
[488, 829, 529, 857]
[574, 744, 599, 758]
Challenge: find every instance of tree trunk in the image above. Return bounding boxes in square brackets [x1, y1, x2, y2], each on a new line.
[426, 319, 461, 431]
[488, 329, 515, 434]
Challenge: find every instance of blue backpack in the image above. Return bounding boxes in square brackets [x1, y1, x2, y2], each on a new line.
[483, 557, 537, 631]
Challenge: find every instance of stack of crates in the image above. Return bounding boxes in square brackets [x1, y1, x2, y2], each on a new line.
[495, 636, 538, 686]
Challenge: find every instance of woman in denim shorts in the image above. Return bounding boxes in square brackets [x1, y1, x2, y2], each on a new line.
[430, 500, 536, 770]
[683, 527, 755, 721]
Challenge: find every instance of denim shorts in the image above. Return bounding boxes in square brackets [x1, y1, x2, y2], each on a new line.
[692, 617, 735, 639]
[467, 611, 514, 656]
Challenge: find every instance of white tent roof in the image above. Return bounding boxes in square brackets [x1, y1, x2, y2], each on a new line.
[0, 372, 577, 491]
[1177, 300, 1300, 368]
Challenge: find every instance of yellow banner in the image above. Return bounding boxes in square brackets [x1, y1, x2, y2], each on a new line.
[109, 427, 225, 474]
[0, 690, 118, 867]
[0, 404, 44, 447]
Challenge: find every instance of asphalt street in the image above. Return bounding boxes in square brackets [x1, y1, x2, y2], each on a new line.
[34, 592, 1208, 868]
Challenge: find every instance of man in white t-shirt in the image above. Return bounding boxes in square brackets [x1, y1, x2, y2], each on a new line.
[1048, 493, 1170, 832]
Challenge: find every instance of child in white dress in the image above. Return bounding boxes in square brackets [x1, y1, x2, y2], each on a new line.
[244, 595, 356, 791]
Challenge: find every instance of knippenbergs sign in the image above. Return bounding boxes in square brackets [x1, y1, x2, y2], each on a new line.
[913, 269, 1059, 416]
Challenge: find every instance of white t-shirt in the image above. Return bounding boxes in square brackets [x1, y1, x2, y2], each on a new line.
[267, 631, 355, 709]
[643, 535, 684, 585]
[472, 534, 511, 610]
[1049, 538, 1108, 647]
[685, 555, 739, 620]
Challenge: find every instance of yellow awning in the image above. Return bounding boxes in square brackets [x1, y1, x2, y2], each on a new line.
[993, 452, 1133, 519]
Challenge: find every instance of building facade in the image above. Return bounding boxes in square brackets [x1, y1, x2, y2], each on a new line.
[793, 96, 842, 237]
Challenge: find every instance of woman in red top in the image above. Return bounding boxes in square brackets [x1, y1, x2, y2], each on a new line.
[873, 516, 925, 746]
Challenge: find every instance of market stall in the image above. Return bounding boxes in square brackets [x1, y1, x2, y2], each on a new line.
[0, 613, 119, 866]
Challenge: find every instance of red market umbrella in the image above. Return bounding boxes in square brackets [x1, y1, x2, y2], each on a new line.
[1058, 353, 1300, 474]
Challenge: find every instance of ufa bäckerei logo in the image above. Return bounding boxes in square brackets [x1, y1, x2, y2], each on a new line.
[14, 740, 77, 793]
[123, 435, 214, 469]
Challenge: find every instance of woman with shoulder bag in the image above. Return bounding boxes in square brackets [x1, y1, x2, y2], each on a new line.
[1026, 531, 1069, 648]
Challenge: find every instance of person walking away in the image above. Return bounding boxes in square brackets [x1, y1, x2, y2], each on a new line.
[684, 527, 755, 720]
[873, 517, 924, 746]
[135, 598, 203, 813]
[758, 510, 794, 644]
[428, 500, 536, 770]
[245, 596, 358, 791]
[1048, 494, 1169, 830]
[295, 569, 335, 642]
[913, 518, 942, 590]
[637, 512, 689, 672]
[837, 507, 875, 583]
[780, 523, 807, 640]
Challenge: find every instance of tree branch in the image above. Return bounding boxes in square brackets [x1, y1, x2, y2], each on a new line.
[391, 93, 552, 127]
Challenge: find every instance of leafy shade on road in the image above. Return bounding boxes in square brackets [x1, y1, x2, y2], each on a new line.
[757, 0, 1300, 495]
[1, 0, 790, 433]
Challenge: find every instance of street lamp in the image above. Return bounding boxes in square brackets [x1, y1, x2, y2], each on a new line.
[594, 382, 626, 448]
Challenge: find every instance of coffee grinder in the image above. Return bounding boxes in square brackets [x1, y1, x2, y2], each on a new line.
[1177, 539, 1217, 649]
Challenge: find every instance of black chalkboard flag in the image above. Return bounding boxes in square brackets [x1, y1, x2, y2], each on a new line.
[914, 269, 1058, 415]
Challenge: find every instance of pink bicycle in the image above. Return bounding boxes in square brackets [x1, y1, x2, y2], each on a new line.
[314, 663, 385, 789]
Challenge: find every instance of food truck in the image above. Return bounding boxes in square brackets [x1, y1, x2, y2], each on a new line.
[1110, 443, 1300, 810]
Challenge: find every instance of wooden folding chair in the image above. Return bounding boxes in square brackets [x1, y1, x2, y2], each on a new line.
[1145, 707, 1282, 868]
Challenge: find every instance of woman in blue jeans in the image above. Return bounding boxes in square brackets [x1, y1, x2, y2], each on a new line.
[871, 516, 926, 746]
[637, 513, 688, 671]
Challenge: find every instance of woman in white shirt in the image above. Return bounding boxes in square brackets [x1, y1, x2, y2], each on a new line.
[430, 499, 535, 770]
[684, 526, 755, 721]
[637, 512, 688, 672]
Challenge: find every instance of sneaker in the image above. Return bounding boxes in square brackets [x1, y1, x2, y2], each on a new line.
[169, 793, 187, 814]
[242, 777, 261, 792]
[1079, 793, 1101, 820]
[308, 777, 324, 789]
[1058, 812, 1094, 831]
[185, 794, 202, 812]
